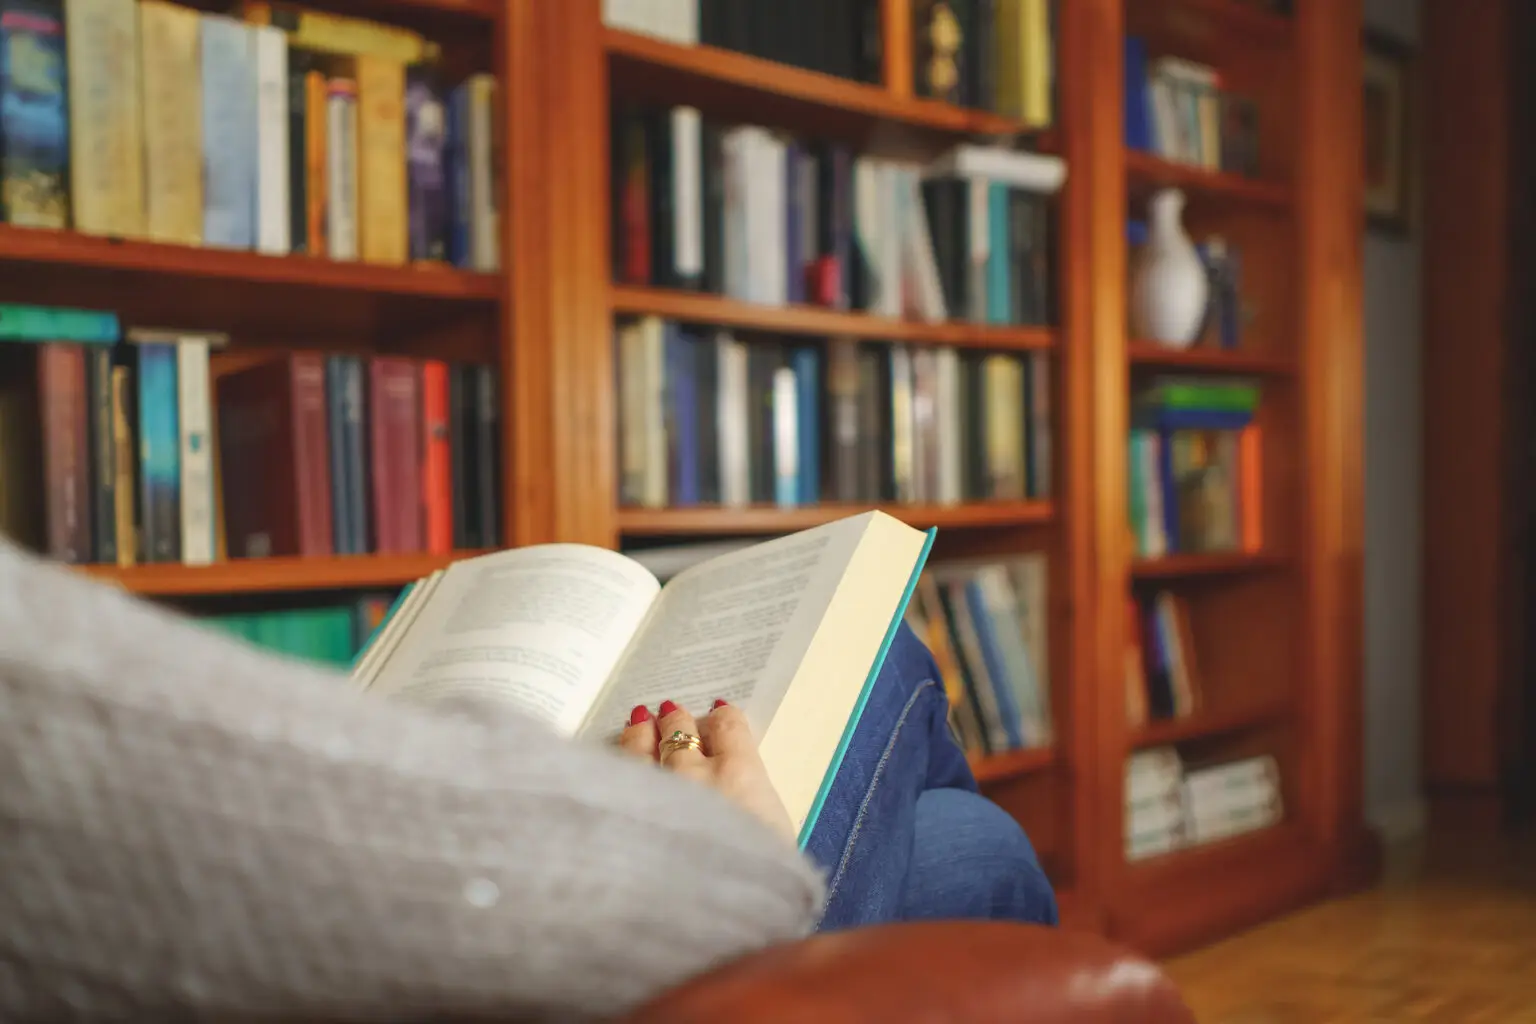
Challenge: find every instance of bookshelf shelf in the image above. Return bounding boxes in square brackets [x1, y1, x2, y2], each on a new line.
[1125, 150, 1293, 209]
[618, 501, 1054, 536]
[1126, 819, 1305, 883]
[971, 746, 1056, 784]
[1129, 696, 1291, 750]
[612, 286, 1058, 350]
[1129, 551, 1290, 580]
[0, 225, 501, 303]
[79, 552, 485, 597]
[1153, 0, 1295, 45]
[605, 28, 1033, 139]
[1126, 340, 1295, 376]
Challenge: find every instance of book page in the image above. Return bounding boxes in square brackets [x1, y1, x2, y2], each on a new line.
[366, 545, 660, 736]
[578, 513, 876, 740]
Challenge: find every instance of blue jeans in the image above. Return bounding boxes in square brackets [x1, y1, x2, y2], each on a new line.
[804, 622, 1059, 930]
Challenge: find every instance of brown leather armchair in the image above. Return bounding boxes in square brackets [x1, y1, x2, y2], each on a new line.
[620, 922, 1195, 1023]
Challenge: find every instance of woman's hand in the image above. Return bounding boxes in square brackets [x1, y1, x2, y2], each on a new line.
[619, 700, 796, 843]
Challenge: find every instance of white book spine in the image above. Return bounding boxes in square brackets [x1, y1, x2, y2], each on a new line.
[721, 130, 746, 300]
[253, 25, 289, 255]
[717, 334, 750, 507]
[879, 164, 902, 318]
[935, 347, 963, 505]
[327, 90, 358, 260]
[469, 76, 500, 272]
[176, 338, 215, 566]
[763, 133, 788, 306]
[671, 107, 703, 283]
[772, 367, 799, 508]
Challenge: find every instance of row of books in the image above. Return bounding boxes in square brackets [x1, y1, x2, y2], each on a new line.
[1129, 226, 1247, 352]
[1124, 590, 1203, 728]
[0, 311, 503, 566]
[200, 593, 393, 668]
[2, 0, 499, 269]
[1128, 377, 1263, 558]
[1126, 747, 1284, 861]
[905, 557, 1053, 756]
[614, 319, 1052, 509]
[1124, 41, 1261, 178]
[612, 107, 1064, 328]
[603, 0, 882, 83]
[912, 0, 1054, 129]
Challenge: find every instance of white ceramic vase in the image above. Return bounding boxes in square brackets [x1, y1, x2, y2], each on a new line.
[1130, 188, 1208, 348]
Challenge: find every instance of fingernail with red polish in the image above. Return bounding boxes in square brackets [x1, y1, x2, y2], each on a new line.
[712, 699, 728, 710]
[629, 705, 651, 726]
[659, 700, 679, 717]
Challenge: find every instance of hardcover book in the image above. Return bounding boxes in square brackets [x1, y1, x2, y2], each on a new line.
[0, 0, 69, 228]
[353, 511, 934, 845]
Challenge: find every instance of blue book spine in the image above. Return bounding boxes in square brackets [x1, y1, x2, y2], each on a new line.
[1124, 36, 1152, 151]
[445, 83, 471, 267]
[963, 578, 1025, 749]
[324, 356, 353, 554]
[667, 326, 700, 506]
[1142, 409, 1253, 431]
[340, 356, 369, 552]
[406, 68, 448, 262]
[0, 0, 69, 228]
[136, 344, 181, 564]
[200, 16, 257, 249]
[792, 347, 820, 504]
[986, 183, 1010, 325]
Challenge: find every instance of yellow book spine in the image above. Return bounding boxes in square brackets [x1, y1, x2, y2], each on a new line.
[110, 367, 137, 567]
[994, 0, 1022, 119]
[305, 71, 329, 256]
[242, 1, 436, 64]
[355, 55, 407, 265]
[66, 0, 145, 237]
[1020, 0, 1052, 129]
[138, 0, 203, 246]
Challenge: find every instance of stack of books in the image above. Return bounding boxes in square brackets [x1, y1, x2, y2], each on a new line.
[1127, 376, 1264, 558]
[1124, 39, 1261, 177]
[1, 0, 499, 270]
[1124, 590, 1203, 728]
[1126, 747, 1284, 861]
[911, 0, 1055, 126]
[615, 325, 1051, 509]
[200, 593, 395, 667]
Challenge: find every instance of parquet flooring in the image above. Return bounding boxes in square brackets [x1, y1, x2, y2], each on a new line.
[1165, 834, 1536, 1022]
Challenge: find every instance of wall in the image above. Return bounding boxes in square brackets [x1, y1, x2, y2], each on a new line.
[1361, 0, 1425, 841]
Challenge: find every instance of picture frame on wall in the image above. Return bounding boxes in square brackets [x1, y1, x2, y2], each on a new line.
[1362, 30, 1415, 234]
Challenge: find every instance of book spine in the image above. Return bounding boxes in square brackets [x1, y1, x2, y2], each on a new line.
[473, 365, 500, 547]
[340, 356, 368, 551]
[356, 54, 407, 265]
[367, 358, 400, 552]
[138, 1, 204, 244]
[693, 334, 720, 504]
[324, 356, 353, 553]
[65, 0, 143, 237]
[109, 365, 135, 566]
[449, 364, 478, 547]
[200, 15, 257, 249]
[86, 347, 116, 564]
[37, 345, 85, 562]
[135, 343, 180, 563]
[290, 353, 333, 556]
[671, 106, 703, 289]
[446, 82, 470, 268]
[253, 24, 290, 254]
[0, 0, 68, 229]
[772, 365, 799, 507]
[792, 347, 820, 504]
[304, 69, 328, 254]
[421, 359, 452, 553]
[389, 360, 424, 551]
[406, 68, 448, 262]
[176, 337, 215, 566]
[646, 109, 675, 288]
[287, 52, 309, 252]
[826, 339, 859, 502]
[326, 78, 359, 260]
[468, 74, 499, 272]
[716, 334, 750, 508]
[700, 119, 724, 294]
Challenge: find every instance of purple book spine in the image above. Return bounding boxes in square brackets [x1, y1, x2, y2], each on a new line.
[406, 69, 448, 262]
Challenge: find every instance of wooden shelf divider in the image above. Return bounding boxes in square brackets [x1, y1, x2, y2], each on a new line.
[1129, 695, 1292, 749]
[80, 552, 486, 597]
[612, 286, 1057, 349]
[618, 501, 1054, 536]
[1125, 150, 1293, 209]
[971, 746, 1056, 785]
[1130, 551, 1290, 580]
[1127, 340, 1295, 376]
[0, 224, 500, 302]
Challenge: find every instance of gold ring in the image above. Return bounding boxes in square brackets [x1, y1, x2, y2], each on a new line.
[658, 730, 703, 761]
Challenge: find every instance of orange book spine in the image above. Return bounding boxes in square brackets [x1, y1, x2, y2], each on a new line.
[1239, 423, 1263, 552]
[305, 70, 328, 255]
[421, 360, 453, 554]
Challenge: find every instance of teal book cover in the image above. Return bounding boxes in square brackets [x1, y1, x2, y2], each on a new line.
[136, 343, 180, 564]
[797, 526, 937, 849]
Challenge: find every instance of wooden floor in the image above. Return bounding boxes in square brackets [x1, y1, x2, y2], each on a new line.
[1166, 833, 1536, 1022]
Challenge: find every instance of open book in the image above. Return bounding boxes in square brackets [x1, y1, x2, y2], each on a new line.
[353, 511, 935, 844]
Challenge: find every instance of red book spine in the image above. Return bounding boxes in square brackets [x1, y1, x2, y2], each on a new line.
[289, 354, 334, 556]
[622, 118, 650, 283]
[369, 358, 423, 553]
[39, 344, 89, 562]
[421, 360, 453, 554]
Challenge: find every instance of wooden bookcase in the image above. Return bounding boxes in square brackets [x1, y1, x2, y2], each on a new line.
[13, 0, 1370, 954]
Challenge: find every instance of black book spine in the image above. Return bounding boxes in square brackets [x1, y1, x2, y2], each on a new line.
[953, 0, 974, 106]
[287, 53, 310, 253]
[609, 105, 627, 284]
[1033, 195, 1054, 326]
[962, 353, 989, 499]
[646, 110, 676, 288]
[858, 0, 884, 84]
[86, 346, 116, 564]
[855, 347, 883, 502]
[450, 364, 478, 548]
[1008, 188, 1032, 325]
[695, 332, 721, 504]
[971, 0, 995, 111]
[746, 343, 780, 503]
[921, 179, 965, 318]
[324, 356, 352, 554]
[699, 0, 725, 47]
[701, 120, 725, 294]
[474, 366, 501, 548]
